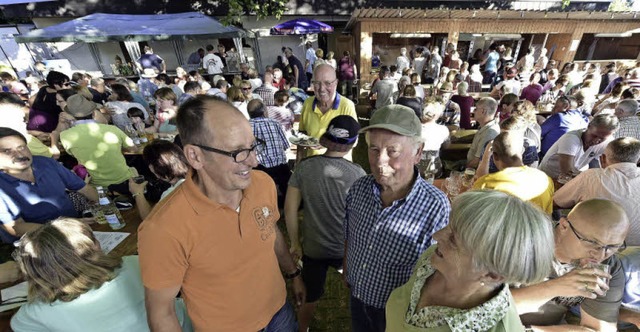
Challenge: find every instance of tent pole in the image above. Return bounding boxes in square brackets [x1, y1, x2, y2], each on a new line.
[173, 39, 185, 70]
[251, 37, 263, 75]
[0, 42, 20, 78]
[88, 43, 106, 75]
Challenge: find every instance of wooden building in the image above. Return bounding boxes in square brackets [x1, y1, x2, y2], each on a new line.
[345, 8, 640, 82]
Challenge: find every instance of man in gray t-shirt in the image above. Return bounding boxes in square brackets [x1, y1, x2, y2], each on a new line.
[285, 115, 365, 331]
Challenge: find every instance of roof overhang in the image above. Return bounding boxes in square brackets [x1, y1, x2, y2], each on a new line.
[344, 8, 640, 32]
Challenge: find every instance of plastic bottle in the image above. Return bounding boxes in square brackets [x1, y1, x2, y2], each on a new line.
[424, 154, 437, 184]
[134, 123, 148, 144]
[95, 186, 126, 230]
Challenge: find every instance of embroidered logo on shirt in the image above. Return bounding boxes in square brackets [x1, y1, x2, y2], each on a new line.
[253, 206, 276, 241]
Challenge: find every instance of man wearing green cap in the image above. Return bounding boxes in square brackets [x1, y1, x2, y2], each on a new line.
[344, 104, 451, 332]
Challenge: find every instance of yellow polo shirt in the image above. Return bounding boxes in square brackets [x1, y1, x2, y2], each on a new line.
[298, 94, 357, 157]
[473, 166, 554, 214]
[27, 134, 53, 158]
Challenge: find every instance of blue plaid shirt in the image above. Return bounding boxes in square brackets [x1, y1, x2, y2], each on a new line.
[344, 174, 450, 308]
[250, 117, 289, 168]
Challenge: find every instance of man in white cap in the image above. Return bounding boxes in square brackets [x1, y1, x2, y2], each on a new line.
[344, 104, 450, 331]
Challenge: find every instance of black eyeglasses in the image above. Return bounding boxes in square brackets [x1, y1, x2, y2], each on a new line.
[193, 139, 265, 163]
[311, 79, 338, 87]
[566, 218, 626, 254]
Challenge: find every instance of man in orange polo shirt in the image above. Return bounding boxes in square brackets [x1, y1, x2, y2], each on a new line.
[138, 96, 305, 331]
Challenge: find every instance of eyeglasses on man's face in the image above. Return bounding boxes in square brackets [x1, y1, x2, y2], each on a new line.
[193, 139, 265, 163]
[311, 79, 337, 88]
[566, 218, 626, 255]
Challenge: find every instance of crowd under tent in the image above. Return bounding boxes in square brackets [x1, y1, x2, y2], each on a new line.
[14, 12, 261, 76]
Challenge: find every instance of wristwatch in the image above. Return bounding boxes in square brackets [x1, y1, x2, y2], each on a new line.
[284, 268, 301, 279]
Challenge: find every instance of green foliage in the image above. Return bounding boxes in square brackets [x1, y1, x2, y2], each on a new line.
[561, 0, 571, 8]
[213, 0, 289, 25]
[608, 0, 632, 11]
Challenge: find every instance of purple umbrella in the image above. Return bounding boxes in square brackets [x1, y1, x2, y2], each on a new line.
[270, 18, 334, 35]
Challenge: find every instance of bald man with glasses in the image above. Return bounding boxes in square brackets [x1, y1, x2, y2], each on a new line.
[513, 199, 629, 332]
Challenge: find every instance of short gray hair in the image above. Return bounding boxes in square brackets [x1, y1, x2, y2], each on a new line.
[90, 77, 104, 86]
[492, 131, 524, 163]
[477, 97, 498, 117]
[450, 190, 555, 285]
[589, 113, 620, 131]
[457, 81, 468, 95]
[616, 99, 638, 116]
[606, 137, 640, 163]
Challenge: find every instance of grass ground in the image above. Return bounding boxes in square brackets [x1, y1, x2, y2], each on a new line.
[294, 123, 370, 331]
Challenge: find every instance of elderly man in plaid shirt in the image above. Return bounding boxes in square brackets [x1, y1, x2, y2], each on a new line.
[344, 104, 451, 332]
[248, 99, 291, 207]
[614, 99, 640, 140]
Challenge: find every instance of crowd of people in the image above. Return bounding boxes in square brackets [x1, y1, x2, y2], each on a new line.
[0, 38, 637, 332]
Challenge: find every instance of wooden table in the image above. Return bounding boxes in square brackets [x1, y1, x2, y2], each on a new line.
[94, 208, 142, 258]
[0, 208, 142, 331]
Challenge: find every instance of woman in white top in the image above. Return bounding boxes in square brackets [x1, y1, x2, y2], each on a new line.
[227, 86, 250, 119]
[128, 140, 189, 220]
[325, 51, 337, 69]
[105, 83, 148, 131]
[419, 99, 450, 177]
[11, 218, 192, 332]
[413, 47, 428, 79]
[592, 81, 628, 116]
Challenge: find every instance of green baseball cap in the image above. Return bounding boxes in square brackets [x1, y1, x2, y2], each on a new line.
[359, 104, 421, 137]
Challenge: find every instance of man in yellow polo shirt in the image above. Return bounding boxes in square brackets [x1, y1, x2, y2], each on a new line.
[298, 64, 357, 158]
[473, 131, 554, 214]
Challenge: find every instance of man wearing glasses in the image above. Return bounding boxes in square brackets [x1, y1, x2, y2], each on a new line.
[139, 96, 305, 331]
[513, 199, 629, 332]
[298, 64, 357, 158]
[539, 114, 618, 181]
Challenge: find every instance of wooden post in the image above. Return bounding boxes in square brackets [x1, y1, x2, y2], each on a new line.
[359, 26, 373, 83]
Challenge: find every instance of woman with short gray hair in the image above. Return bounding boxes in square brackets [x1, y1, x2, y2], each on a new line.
[386, 190, 555, 331]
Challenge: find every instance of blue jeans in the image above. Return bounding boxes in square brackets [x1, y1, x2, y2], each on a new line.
[261, 301, 297, 332]
[350, 294, 386, 332]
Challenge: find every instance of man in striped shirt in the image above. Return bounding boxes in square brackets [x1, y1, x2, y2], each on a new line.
[344, 104, 451, 332]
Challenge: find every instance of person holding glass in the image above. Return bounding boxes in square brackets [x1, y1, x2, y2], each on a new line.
[150, 87, 179, 137]
[11, 218, 192, 332]
[386, 190, 555, 331]
[514, 199, 629, 331]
